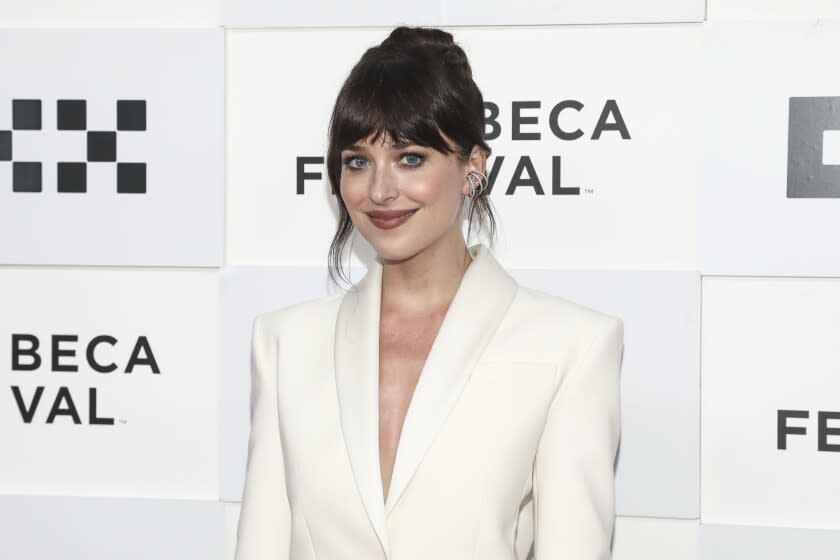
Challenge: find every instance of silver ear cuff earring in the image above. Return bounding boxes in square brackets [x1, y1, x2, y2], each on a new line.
[466, 170, 488, 198]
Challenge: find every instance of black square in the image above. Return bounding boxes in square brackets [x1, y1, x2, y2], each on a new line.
[0, 131, 10, 161]
[13, 99, 41, 130]
[117, 163, 146, 193]
[87, 131, 116, 162]
[13, 162, 42, 192]
[58, 162, 87, 193]
[57, 100, 87, 130]
[117, 100, 146, 131]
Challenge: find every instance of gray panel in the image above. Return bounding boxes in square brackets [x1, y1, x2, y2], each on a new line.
[220, 265, 360, 501]
[787, 96, 840, 198]
[701, 524, 840, 560]
[511, 269, 700, 519]
[0, 29, 223, 267]
[0, 495, 224, 560]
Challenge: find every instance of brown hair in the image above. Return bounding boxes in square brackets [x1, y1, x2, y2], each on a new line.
[326, 26, 497, 287]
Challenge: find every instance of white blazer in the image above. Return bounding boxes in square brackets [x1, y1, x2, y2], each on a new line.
[234, 243, 625, 560]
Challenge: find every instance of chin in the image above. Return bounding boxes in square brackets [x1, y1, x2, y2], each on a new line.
[373, 245, 415, 263]
[369, 238, 422, 263]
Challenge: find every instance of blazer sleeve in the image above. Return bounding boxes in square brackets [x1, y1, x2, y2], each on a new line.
[234, 314, 292, 560]
[533, 316, 624, 560]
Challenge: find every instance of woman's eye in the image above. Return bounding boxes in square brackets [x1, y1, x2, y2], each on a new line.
[401, 152, 424, 167]
[343, 155, 366, 169]
[342, 152, 423, 170]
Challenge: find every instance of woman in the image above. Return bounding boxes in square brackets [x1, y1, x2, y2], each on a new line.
[234, 26, 625, 560]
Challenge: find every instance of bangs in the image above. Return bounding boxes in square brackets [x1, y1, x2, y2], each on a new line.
[330, 52, 463, 156]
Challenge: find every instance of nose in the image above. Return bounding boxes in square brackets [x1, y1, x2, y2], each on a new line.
[367, 161, 398, 204]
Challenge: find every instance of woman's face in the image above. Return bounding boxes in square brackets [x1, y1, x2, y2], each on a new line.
[339, 131, 481, 262]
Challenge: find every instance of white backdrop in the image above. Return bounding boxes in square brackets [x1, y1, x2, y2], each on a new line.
[1, 2, 839, 560]
[0, 267, 220, 499]
[226, 26, 699, 270]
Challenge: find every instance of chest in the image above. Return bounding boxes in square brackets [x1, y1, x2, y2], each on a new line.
[281, 354, 562, 527]
[377, 310, 446, 487]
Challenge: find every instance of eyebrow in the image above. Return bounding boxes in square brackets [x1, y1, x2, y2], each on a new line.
[343, 140, 416, 152]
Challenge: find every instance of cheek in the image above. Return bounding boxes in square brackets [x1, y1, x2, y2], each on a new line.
[404, 168, 462, 204]
[339, 176, 364, 208]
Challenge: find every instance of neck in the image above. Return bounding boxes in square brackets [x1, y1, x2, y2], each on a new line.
[380, 230, 473, 315]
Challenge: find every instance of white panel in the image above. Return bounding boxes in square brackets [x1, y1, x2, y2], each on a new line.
[708, 0, 840, 20]
[701, 524, 840, 560]
[513, 269, 699, 518]
[226, 25, 700, 270]
[0, 495, 224, 560]
[824, 130, 840, 165]
[701, 276, 840, 529]
[225, 29, 384, 267]
[0, 0, 219, 26]
[700, 21, 840, 276]
[614, 516, 700, 560]
[0, 29, 224, 267]
[222, 0, 703, 27]
[0, 268, 220, 499]
[223, 0, 444, 27]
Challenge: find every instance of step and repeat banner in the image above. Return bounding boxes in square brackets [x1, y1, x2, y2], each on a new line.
[1, 1, 839, 559]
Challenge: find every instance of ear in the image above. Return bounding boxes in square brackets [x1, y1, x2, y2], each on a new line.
[462, 145, 488, 196]
[468, 144, 488, 175]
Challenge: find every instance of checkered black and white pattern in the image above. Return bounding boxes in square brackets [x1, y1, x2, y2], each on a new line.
[2, 98, 146, 193]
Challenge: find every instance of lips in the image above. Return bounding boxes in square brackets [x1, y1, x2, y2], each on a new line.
[367, 209, 417, 219]
[366, 208, 418, 230]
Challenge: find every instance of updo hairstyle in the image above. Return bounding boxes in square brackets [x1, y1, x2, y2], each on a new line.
[326, 26, 496, 286]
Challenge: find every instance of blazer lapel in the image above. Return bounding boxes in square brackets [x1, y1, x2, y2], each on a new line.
[334, 242, 518, 560]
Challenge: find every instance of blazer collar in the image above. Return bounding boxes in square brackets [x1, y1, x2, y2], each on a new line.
[333, 242, 518, 560]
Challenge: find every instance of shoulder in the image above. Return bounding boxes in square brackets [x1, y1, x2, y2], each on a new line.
[252, 292, 345, 337]
[513, 284, 623, 333]
[498, 286, 625, 388]
[489, 284, 623, 363]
